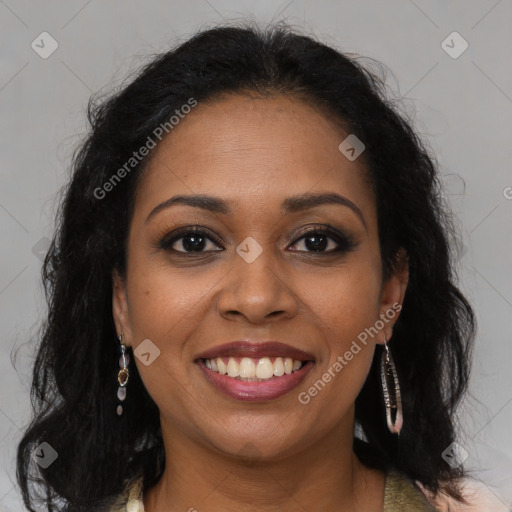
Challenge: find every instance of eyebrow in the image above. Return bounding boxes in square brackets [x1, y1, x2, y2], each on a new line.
[145, 192, 367, 230]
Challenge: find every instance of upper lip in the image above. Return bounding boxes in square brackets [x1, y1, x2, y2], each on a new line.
[195, 341, 315, 361]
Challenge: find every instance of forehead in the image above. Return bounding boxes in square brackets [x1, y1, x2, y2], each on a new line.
[133, 93, 375, 220]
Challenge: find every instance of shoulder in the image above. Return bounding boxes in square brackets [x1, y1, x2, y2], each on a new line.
[415, 476, 509, 512]
[384, 469, 438, 512]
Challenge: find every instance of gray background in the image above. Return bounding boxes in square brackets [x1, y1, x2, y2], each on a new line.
[1, 1, 511, 510]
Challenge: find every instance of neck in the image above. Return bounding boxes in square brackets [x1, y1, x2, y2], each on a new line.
[143, 414, 385, 512]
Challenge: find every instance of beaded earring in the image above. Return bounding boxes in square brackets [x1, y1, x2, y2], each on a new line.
[116, 333, 130, 416]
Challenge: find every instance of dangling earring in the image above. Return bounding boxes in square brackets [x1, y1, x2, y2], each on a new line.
[116, 333, 130, 416]
[380, 336, 403, 436]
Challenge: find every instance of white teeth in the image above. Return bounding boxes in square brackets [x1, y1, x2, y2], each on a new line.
[227, 358, 239, 377]
[204, 356, 306, 379]
[273, 357, 285, 376]
[239, 357, 256, 378]
[256, 358, 274, 379]
[217, 357, 227, 374]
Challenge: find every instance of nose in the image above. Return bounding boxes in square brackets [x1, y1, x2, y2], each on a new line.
[217, 246, 299, 325]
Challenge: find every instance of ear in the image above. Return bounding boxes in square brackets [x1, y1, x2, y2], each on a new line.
[112, 269, 133, 347]
[376, 247, 409, 345]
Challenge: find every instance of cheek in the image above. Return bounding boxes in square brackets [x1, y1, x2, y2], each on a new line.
[299, 289, 379, 427]
[124, 264, 207, 420]
[300, 263, 382, 401]
[123, 254, 229, 395]
[304, 262, 383, 342]
[126, 259, 212, 345]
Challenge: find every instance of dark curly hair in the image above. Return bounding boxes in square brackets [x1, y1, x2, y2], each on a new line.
[16, 22, 475, 511]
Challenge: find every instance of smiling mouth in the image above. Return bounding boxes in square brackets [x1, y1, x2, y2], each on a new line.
[194, 341, 316, 401]
[200, 356, 310, 381]
[196, 357, 315, 402]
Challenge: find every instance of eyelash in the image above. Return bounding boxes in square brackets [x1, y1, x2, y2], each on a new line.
[157, 225, 358, 256]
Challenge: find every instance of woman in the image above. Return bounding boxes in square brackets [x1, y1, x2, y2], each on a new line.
[17, 23, 478, 511]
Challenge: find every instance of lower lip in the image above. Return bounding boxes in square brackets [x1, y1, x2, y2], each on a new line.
[197, 359, 315, 402]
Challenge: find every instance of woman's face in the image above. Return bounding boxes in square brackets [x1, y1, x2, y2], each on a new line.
[113, 93, 408, 459]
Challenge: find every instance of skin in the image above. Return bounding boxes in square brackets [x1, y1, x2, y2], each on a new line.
[113, 93, 409, 512]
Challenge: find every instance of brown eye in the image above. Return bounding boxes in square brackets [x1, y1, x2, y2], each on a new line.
[158, 227, 223, 253]
[288, 228, 357, 254]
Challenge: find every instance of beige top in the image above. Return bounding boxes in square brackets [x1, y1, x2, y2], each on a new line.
[107, 469, 438, 511]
